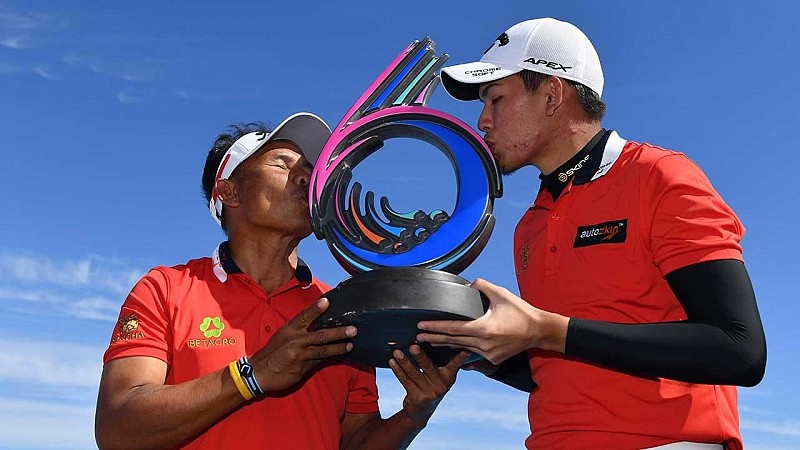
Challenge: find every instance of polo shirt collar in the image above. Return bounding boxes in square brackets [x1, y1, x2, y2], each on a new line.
[540, 128, 608, 198]
[574, 130, 626, 185]
[538, 129, 627, 199]
[211, 241, 313, 286]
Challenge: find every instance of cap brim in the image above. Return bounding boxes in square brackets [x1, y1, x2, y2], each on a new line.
[441, 62, 522, 101]
[266, 112, 331, 166]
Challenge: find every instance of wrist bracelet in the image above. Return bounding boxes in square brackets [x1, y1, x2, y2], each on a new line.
[229, 360, 254, 401]
[235, 356, 265, 398]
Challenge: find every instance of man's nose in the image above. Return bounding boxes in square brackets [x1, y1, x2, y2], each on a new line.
[294, 166, 310, 186]
[477, 107, 492, 132]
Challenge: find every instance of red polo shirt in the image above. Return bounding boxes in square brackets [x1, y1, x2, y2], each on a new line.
[514, 131, 745, 449]
[104, 243, 379, 449]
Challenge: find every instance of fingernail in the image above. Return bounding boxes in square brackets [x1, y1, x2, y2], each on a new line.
[346, 343, 353, 352]
[395, 351, 405, 360]
[389, 359, 396, 367]
[409, 345, 420, 356]
[346, 326, 357, 337]
[317, 298, 328, 308]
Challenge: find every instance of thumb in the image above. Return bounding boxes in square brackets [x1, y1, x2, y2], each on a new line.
[470, 278, 506, 300]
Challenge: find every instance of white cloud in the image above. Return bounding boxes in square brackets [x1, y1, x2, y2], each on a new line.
[0, 252, 90, 285]
[116, 89, 142, 104]
[375, 370, 529, 449]
[0, 251, 145, 322]
[0, 398, 96, 450]
[742, 419, 800, 437]
[376, 370, 529, 436]
[61, 53, 80, 66]
[410, 432, 522, 450]
[0, 10, 49, 31]
[746, 444, 800, 450]
[0, 338, 102, 448]
[61, 52, 170, 83]
[0, 35, 28, 49]
[739, 404, 777, 417]
[0, 8, 68, 52]
[0, 339, 103, 389]
[117, 71, 143, 82]
[34, 65, 55, 79]
[740, 387, 775, 397]
[0, 287, 122, 322]
[0, 251, 144, 294]
[174, 89, 195, 100]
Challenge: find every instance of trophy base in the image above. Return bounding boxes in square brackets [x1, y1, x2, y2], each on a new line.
[310, 267, 488, 368]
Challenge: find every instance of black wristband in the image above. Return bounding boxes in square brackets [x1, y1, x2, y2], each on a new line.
[236, 356, 265, 397]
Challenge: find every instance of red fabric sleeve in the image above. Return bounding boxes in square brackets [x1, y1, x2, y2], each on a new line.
[647, 153, 745, 276]
[344, 364, 380, 414]
[103, 268, 173, 365]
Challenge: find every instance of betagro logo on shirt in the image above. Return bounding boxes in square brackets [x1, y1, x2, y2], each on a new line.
[188, 316, 237, 348]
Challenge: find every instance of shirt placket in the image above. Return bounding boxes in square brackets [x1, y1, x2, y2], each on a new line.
[545, 184, 573, 276]
[261, 281, 301, 342]
[237, 277, 277, 347]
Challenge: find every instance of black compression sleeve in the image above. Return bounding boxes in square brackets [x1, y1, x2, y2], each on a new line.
[564, 259, 766, 386]
[488, 351, 536, 393]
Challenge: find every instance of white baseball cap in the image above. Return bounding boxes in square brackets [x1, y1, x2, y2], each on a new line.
[209, 112, 331, 226]
[441, 18, 604, 101]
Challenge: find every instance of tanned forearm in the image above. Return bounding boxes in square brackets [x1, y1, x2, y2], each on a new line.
[96, 364, 245, 450]
[343, 411, 430, 450]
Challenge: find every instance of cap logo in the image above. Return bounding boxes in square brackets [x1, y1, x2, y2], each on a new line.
[523, 58, 572, 72]
[483, 32, 510, 55]
[464, 67, 503, 77]
[255, 131, 268, 141]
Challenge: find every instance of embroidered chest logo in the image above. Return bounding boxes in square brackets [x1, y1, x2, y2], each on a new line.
[517, 244, 530, 274]
[574, 219, 628, 248]
[111, 313, 145, 343]
[189, 316, 237, 348]
[200, 316, 225, 338]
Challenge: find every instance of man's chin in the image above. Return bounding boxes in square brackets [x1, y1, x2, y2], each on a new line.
[500, 163, 519, 176]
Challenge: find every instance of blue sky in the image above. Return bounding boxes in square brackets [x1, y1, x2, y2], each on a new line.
[1, 1, 797, 449]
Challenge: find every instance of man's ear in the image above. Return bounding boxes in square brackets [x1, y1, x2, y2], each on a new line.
[544, 76, 565, 117]
[215, 179, 240, 208]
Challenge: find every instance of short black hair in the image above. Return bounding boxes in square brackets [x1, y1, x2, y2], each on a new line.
[201, 122, 272, 231]
[516, 70, 606, 121]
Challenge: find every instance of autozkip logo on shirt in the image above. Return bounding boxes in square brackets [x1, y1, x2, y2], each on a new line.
[574, 219, 628, 248]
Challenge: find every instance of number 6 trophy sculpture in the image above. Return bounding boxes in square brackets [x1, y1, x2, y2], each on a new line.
[309, 38, 502, 367]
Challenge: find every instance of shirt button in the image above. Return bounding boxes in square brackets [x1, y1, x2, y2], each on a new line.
[552, 214, 560, 220]
[550, 246, 557, 253]
[266, 299, 272, 305]
[264, 325, 272, 332]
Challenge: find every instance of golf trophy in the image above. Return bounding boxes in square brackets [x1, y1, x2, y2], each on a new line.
[309, 37, 502, 367]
